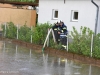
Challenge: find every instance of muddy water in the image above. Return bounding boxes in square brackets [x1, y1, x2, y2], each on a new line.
[0, 41, 100, 75]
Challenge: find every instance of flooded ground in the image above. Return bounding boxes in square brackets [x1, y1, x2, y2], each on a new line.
[0, 41, 100, 75]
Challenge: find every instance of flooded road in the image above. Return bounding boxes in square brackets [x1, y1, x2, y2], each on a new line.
[0, 41, 100, 75]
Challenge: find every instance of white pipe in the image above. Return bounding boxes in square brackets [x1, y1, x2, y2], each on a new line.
[31, 35, 32, 43]
[67, 34, 68, 51]
[51, 29, 56, 43]
[47, 29, 49, 47]
[43, 28, 52, 49]
[17, 24, 19, 39]
[31, 26, 32, 43]
[4, 23, 6, 37]
[90, 34, 93, 57]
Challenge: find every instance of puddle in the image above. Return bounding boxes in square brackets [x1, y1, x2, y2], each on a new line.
[0, 41, 100, 75]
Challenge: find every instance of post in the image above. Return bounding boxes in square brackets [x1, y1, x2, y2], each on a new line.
[17, 25, 19, 39]
[31, 26, 32, 43]
[51, 29, 56, 43]
[42, 28, 52, 50]
[47, 29, 49, 47]
[90, 34, 93, 57]
[4, 23, 6, 37]
[67, 34, 69, 52]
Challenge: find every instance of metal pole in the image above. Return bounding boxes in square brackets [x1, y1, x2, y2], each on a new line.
[31, 26, 32, 43]
[51, 29, 56, 43]
[67, 34, 69, 52]
[4, 23, 6, 37]
[90, 34, 93, 57]
[47, 29, 49, 47]
[17, 24, 19, 39]
[42, 29, 52, 50]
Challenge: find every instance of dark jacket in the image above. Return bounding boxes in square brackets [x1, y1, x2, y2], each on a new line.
[52, 24, 59, 31]
[58, 24, 68, 35]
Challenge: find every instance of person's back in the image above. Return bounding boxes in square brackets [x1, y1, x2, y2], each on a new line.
[52, 22, 60, 44]
[52, 22, 59, 30]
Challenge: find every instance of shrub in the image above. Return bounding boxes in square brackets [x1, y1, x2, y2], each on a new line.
[92, 34, 100, 58]
[18, 25, 31, 42]
[1, 22, 17, 39]
[32, 23, 52, 45]
[69, 26, 93, 56]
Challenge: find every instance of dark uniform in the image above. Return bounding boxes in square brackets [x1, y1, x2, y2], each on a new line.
[58, 21, 68, 49]
[52, 22, 60, 44]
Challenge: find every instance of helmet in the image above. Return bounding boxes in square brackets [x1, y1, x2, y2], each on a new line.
[60, 20, 63, 23]
[54, 21, 58, 24]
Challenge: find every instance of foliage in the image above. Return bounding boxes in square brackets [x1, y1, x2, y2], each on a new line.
[68, 26, 100, 58]
[69, 26, 93, 56]
[2, 22, 100, 59]
[92, 34, 100, 59]
[18, 25, 32, 42]
[51, 42, 62, 50]
[1, 22, 17, 39]
[32, 23, 52, 44]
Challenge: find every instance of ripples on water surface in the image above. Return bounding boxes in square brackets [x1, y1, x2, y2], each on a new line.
[0, 41, 100, 75]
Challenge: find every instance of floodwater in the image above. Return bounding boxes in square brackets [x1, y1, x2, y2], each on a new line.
[0, 41, 100, 75]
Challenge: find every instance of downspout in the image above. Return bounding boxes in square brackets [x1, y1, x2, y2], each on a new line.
[64, 0, 65, 4]
[91, 0, 99, 35]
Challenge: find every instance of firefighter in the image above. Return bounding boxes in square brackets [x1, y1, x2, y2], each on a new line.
[58, 20, 68, 49]
[52, 21, 60, 44]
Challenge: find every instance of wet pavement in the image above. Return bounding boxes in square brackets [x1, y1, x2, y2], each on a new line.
[0, 41, 100, 75]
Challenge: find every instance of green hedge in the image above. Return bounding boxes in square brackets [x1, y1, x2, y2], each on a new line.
[69, 26, 100, 59]
[32, 23, 52, 44]
[1, 22, 52, 44]
[69, 26, 93, 56]
[1, 22, 17, 39]
[1, 22, 100, 59]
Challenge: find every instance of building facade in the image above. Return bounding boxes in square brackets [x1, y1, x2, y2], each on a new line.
[38, 0, 100, 33]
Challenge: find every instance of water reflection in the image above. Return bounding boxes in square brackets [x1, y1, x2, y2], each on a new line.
[89, 65, 91, 75]
[64, 59, 71, 75]
[43, 54, 49, 75]
[0, 41, 100, 75]
[30, 49, 31, 58]
[15, 45, 18, 60]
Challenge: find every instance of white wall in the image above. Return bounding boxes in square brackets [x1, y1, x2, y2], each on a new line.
[38, 0, 100, 32]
